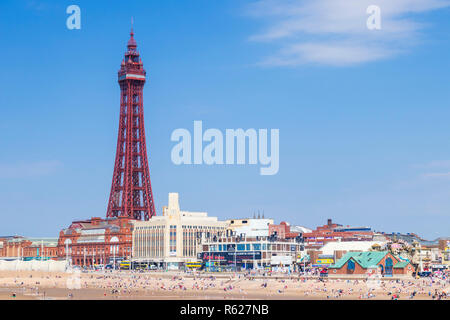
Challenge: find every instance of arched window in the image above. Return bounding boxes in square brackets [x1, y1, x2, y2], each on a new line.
[347, 259, 355, 273]
[385, 257, 393, 276]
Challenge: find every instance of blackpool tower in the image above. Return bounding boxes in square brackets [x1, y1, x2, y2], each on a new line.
[106, 28, 156, 221]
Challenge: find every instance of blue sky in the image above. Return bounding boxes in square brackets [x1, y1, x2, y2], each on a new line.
[0, 0, 450, 239]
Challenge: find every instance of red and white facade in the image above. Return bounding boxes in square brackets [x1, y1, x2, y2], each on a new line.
[57, 217, 133, 266]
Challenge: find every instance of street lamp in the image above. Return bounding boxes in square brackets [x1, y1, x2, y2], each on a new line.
[234, 242, 237, 272]
[113, 246, 116, 270]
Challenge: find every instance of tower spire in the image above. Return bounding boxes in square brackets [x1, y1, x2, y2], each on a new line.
[106, 28, 156, 221]
[127, 18, 137, 51]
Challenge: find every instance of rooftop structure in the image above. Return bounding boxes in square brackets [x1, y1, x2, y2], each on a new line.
[319, 240, 387, 256]
[303, 219, 374, 249]
[226, 218, 274, 238]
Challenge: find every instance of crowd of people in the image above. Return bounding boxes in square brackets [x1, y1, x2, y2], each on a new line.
[0, 269, 448, 300]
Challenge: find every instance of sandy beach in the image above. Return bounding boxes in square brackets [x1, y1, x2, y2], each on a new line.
[0, 270, 448, 300]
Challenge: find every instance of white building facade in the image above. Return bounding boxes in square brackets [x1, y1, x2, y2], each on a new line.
[132, 193, 228, 269]
[226, 218, 274, 238]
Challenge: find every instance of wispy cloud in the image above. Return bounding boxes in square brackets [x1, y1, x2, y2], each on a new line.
[422, 172, 450, 179]
[246, 0, 450, 66]
[413, 160, 450, 168]
[0, 161, 62, 179]
[25, 0, 51, 12]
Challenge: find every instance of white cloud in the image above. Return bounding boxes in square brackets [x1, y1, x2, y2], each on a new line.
[246, 0, 450, 66]
[413, 160, 450, 168]
[422, 172, 450, 179]
[0, 161, 62, 179]
[260, 41, 396, 66]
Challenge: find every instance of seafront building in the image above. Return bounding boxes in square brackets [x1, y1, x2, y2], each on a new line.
[0, 236, 58, 260]
[329, 251, 415, 276]
[57, 217, 134, 266]
[440, 239, 450, 267]
[269, 221, 305, 239]
[199, 234, 305, 271]
[226, 218, 274, 238]
[304, 240, 388, 268]
[269, 221, 299, 239]
[303, 219, 374, 249]
[132, 193, 228, 270]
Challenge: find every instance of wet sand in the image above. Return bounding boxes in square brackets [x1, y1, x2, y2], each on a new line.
[0, 270, 448, 300]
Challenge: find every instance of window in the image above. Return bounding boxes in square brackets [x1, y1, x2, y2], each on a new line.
[385, 257, 393, 275]
[170, 225, 177, 254]
[347, 260, 355, 272]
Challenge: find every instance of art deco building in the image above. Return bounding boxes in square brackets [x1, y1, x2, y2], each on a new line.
[133, 193, 228, 269]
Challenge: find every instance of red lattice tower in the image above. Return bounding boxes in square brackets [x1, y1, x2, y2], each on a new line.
[106, 28, 156, 221]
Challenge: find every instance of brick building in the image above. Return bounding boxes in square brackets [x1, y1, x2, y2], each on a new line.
[303, 219, 374, 249]
[269, 222, 301, 239]
[57, 217, 134, 266]
[329, 251, 415, 276]
[0, 236, 58, 260]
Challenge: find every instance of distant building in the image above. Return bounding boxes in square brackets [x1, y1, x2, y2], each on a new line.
[303, 219, 374, 249]
[57, 216, 134, 266]
[411, 246, 442, 271]
[226, 218, 274, 238]
[199, 236, 304, 271]
[269, 222, 302, 239]
[0, 236, 58, 260]
[306, 240, 388, 268]
[132, 193, 228, 270]
[439, 239, 450, 267]
[329, 251, 415, 276]
[319, 240, 387, 256]
[381, 232, 429, 246]
[290, 225, 312, 234]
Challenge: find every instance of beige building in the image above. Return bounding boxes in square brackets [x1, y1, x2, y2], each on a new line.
[132, 193, 228, 269]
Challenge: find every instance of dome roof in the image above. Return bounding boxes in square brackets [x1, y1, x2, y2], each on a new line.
[127, 29, 137, 49]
